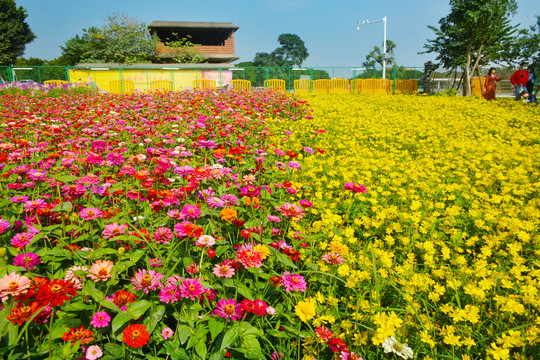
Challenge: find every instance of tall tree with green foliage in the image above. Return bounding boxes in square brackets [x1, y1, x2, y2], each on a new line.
[60, 13, 156, 65]
[362, 40, 396, 69]
[422, 0, 518, 96]
[0, 0, 36, 65]
[253, 33, 309, 67]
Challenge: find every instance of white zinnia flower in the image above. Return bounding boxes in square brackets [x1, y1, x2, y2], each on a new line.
[382, 336, 414, 359]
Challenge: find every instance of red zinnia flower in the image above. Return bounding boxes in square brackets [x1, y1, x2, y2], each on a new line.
[36, 279, 78, 307]
[123, 324, 150, 348]
[61, 326, 94, 345]
[111, 290, 137, 307]
[6, 301, 44, 325]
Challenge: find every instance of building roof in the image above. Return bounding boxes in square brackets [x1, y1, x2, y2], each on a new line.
[74, 63, 238, 70]
[148, 21, 239, 30]
[148, 21, 239, 45]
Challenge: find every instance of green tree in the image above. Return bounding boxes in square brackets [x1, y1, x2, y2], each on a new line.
[162, 34, 207, 64]
[422, 0, 518, 96]
[0, 0, 36, 65]
[253, 33, 309, 67]
[60, 13, 156, 65]
[513, 15, 540, 67]
[362, 40, 396, 69]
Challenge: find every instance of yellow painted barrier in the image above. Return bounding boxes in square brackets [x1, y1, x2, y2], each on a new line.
[231, 79, 251, 91]
[330, 78, 350, 94]
[394, 79, 418, 95]
[471, 77, 485, 97]
[194, 79, 216, 90]
[264, 79, 286, 92]
[294, 79, 312, 94]
[109, 80, 135, 94]
[150, 80, 173, 92]
[313, 79, 330, 94]
[44, 80, 68, 86]
[351, 79, 392, 95]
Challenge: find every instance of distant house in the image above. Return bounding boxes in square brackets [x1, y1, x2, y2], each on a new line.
[148, 21, 240, 64]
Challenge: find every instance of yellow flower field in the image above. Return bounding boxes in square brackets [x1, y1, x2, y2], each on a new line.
[268, 94, 540, 359]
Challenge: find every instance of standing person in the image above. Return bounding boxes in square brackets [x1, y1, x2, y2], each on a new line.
[483, 67, 501, 101]
[510, 62, 529, 101]
[526, 64, 536, 96]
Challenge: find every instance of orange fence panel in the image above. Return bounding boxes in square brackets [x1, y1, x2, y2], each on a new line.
[330, 78, 350, 94]
[109, 80, 134, 94]
[150, 80, 173, 92]
[394, 79, 418, 94]
[194, 79, 217, 91]
[231, 79, 252, 91]
[313, 79, 330, 94]
[294, 79, 312, 94]
[264, 79, 286, 91]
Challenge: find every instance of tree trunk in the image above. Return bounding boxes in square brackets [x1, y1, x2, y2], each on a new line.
[451, 68, 458, 88]
[464, 51, 472, 97]
[456, 70, 465, 93]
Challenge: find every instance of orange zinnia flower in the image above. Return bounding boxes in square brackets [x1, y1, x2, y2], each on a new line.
[87, 260, 114, 282]
[123, 324, 150, 348]
[36, 279, 78, 307]
[61, 326, 94, 345]
[219, 208, 238, 222]
[111, 290, 137, 307]
[6, 301, 43, 325]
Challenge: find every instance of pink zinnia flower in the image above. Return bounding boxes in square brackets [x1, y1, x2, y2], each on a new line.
[13, 252, 40, 270]
[275, 202, 304, 220]
[252, 299, 269, 316]
[0, 219, 10, 234]
[166, 209, 183, 220]
[131, 269, 164, 293]
[149, 258, 163, 267]
[159, 285, 180, 304]
[91, 311, 111, 328]
[213, 263, 236, 278]
[0, 272, 31, 302]
[322, 253, 345, 265]
[344, 182, 368, 193]
[106, 152, 124, 166]
[213, 299, 244, 320]
[178, 278, 204, 300]
[299, 199, 313, 208]
[179, 205, 201, 220]
[162, 328, 174, 340]
[10, 195, 28, 203]
[281, 273, 307, 292]
[10, 232, 34, 248]
[86, 345, 103, 360]
[196, 235, 215, 248]
[153, 227, 174, 244]
[64, 265, 88, 289]
[236, 249, 262, 268]
[79, 207, 103, 221]
[61, 183, 87, 197]
[102, 223, 127, 239]
[267, 215, 281, 223]
[23, 199, 48, 211]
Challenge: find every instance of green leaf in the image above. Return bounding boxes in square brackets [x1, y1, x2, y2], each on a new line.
[242, 335, 263, 360]
[127, 300, 151, 319]
[208, 318, 225, 340]
[236, 283, 253, 300]
[276, 251, 296, 269]
[178, 324, 191, 345]
[104, 343, 123, 358]
[52, 201, 72, 213]
[111, 311, 133, 333]
[143, 305, 165, 334]
[53, 174, 79, 183]
[219, 324, 242, 351]
[100, 300, 120, 312]
[82, 284, 105, 303]
[195, 342, 207, 359]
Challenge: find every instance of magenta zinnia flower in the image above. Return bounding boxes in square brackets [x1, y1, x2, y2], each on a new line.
[153, 227, 174, 244]
[213, 299, 244, 321]
[322, 253, 345, 265]
[91, 311, 111, 328]
[281, 273, 307, 292]
[179, 205, 200, 220]
[275, 202, 304, 220]
[178, 278, 204, 300]
[13, 252, 40, 270]
[131, 269, 164, 293]
[159, 285, 180, 304]
[344, 182, 368, 193]
[10, 232, 33, 248]
[79, 207, 103, 221]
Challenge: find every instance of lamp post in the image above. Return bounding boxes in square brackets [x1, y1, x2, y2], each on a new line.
[356, 16, 387, 79]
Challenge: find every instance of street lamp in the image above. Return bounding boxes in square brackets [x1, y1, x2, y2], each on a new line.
[356, 16, 387, 79]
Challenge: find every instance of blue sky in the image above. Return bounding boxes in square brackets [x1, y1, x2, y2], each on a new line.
[16, 0, 539, 67]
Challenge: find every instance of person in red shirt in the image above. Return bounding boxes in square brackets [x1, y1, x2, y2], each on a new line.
[510, 62, 529, 101]
[483, 67, 501, 101]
